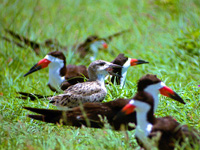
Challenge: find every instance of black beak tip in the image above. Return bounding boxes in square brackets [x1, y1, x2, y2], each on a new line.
[23, 65, 42, 77]
[175, 93, 186, 105]
[180, 100, 186, 105]
[171, 93, 186, 105]
[138, 60, 149, 64]
[23, 71, 32, 77]
[24, 73, 28, 77]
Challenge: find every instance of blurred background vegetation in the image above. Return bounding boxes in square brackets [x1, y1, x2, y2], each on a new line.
[0, 0, 199, 149]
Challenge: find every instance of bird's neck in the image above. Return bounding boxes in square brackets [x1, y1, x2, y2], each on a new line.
[135, 110, 153, 146]
[48, 62, 66, 90]
[120, 58, 131, 88]
[120, 67, 128, 88]
[145, 89, 159, 113]
[97, 74, 106, 92]
[89, 43, 98, 61]
[90, 73, 106, 83]
[97, 74, 106, 84]
[89, 72, 106, 89]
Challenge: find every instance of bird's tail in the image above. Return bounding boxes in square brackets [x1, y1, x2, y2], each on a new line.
[104, 28, 132, 42]
[17, 92, 53, 100]
[5, 29, 40, 55]
[23, 107, 66, 124]
[5, 29, 40, 49]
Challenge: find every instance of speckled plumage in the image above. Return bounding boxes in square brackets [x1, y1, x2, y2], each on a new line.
[48, 60, 121, 108]
[49, 81, 106, 108]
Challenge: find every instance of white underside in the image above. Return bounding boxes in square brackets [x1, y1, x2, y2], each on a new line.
[144, 82, 166, 113]
[48, 69, 65, 90]
[130, 100, 153, 147]
[90, 40, 106, 61]
[120, 58, 131, 88]
[90, 44, 98, 61]
[97, 74, 107, 92]
[45, 55, 66, 90]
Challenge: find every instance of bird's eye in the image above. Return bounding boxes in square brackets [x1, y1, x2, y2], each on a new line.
[99, 62, 105, 66]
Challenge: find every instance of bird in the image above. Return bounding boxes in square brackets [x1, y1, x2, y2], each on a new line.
[76, 35, 108, 61]
[3, 28, 130, 60]
[75, 29, 131, 60]
[110, 53, 149, 88]
[23, 51, 89, 92]
[47, 60, 122, 108]
[117, 91, 199, 150]
[23, 74, 186, 130]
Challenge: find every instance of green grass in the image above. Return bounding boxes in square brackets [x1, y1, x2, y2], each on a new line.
[0, 0, 200, 149]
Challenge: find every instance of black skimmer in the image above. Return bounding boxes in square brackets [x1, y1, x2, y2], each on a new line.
[111, 53, 149, 87]
[117, 91, 199, 149]
[23, 74, 185, 130]
[76, 29, 130, 61]
[76, 35, 108, 61]
[47, 60, 122, 108]
[4, 28, 129, 60]
[23, 51, 89, 92]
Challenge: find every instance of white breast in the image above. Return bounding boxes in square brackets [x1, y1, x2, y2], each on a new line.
[120, 58, 131, 88]
[48, 68, 65, 90]
[45, 55, 66, 90]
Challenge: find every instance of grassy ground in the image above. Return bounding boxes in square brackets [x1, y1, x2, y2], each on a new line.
[0, 0, 200, 149]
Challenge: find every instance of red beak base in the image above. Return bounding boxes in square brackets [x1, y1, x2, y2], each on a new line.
[102, 43, 108, 49]
[24, 58, 51, 77]
[121, 103, 136, 115]
[37, 58, 51, 69]
[130, 59, 149, 66]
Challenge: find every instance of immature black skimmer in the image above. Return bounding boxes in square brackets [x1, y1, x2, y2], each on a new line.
[23, 74, 185, 130]
[24, 51, 89, 92]
[47, 60, 122, 108]
[117, 91, 199, 149]
[111, 53, 149, 88]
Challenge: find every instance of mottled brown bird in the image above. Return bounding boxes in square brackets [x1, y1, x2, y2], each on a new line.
[47, 60, 122, 108]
